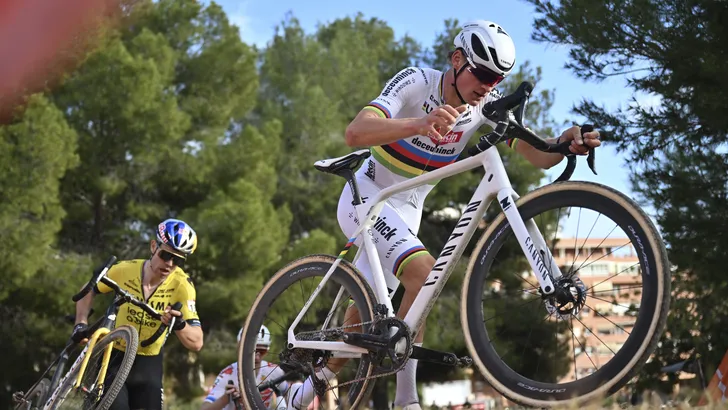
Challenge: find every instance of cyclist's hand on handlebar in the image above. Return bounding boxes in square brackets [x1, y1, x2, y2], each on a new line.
[71, 323, 89, 344]
[161, 305, 186, 330]
[225, 384, 241, 402]
[417, 104, 467, 142]
[558, 125, 601, 155]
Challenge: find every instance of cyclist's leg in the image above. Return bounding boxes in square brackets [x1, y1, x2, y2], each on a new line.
[337, 175, 434, 338]
[393, 253, 433, 408]
[336, 176, 404, 297]
[107, 384, 129, 410]
[125, 354, 164, 410]
[105, 349, 131, 410]
[339, 178, 432, 408]
[383, 190, 431, 408]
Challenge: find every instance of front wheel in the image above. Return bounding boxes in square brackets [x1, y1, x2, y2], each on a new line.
[461, 181, 670, 408]
[50, 325, 138, 410]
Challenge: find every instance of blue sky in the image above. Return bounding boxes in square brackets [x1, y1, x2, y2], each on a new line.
[212, 0, 659, 236]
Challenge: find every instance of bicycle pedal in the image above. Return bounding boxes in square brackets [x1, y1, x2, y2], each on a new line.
[458, 356, 473, 367]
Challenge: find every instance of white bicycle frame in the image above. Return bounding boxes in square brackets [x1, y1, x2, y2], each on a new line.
[287, 145, 565, 358]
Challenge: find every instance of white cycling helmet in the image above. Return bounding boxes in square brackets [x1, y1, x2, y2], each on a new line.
[454, 20, 516, 77]
[237, 325, 272, 348]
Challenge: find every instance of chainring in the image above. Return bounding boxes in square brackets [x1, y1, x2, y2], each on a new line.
[368, 317, 412, 375]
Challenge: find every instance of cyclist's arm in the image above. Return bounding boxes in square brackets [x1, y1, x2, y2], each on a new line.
[345, 109, 424, 147]
[511, 136, 563, 169]
[200, 395, 230, 410]
[175, 280, 204, 352]
[201, 367, 234, 410]
[74, 263, 119, 324]
[510, 124, 600, 169]
[74, 287, 95, 325]
[346, 66, 439, 148]
[176, 322, 203, 352]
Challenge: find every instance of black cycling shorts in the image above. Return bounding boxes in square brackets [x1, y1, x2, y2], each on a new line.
[106, 349, 164, 410]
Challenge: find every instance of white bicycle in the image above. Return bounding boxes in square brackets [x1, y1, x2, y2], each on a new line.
[237, 82, 670, 409]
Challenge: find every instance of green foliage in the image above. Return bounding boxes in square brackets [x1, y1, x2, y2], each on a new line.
[0, 95, 79, 300]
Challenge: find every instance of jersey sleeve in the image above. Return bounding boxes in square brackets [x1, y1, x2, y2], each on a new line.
[93, 263, 123, 294]
[177, 275, 201, 327]
[204, 365, 234, 403]
[363, 66, 423, 119]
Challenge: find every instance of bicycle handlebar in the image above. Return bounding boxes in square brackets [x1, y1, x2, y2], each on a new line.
[72, 255, 177, 348]
[72, 256, 117, 302]
[469, 81, 597, 182]
[140, 301, 182, 347]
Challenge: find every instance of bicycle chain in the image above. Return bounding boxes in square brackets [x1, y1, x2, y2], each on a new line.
[291, 318, 412, 393]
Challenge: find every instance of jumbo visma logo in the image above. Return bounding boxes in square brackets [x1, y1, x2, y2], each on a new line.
[127, 306, 162, 328]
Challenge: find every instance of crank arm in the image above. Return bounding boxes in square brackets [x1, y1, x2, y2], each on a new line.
[342, 332, 390, 351]
[411, 345, 473, 367]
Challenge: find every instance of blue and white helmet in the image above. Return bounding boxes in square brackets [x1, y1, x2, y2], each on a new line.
[156, 218, 198, 255]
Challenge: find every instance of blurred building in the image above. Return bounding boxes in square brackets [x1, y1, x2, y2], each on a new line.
[553, 237, 642, 382]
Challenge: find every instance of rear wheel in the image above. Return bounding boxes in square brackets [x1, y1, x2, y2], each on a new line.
[238, 254, 378, 410]
[462, 181, 670, 408]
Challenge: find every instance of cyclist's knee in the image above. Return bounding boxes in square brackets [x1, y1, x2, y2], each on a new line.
[399, 253, 435, 291]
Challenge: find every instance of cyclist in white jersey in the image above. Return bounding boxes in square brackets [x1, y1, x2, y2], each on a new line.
[203, 325, 290, 410]
[289, 20, 601, 410]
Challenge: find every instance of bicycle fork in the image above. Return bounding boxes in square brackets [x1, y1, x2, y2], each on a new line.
[496, 189, 564, 295]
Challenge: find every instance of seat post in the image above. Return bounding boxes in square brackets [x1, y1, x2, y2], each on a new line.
[341, 169, 364, 206]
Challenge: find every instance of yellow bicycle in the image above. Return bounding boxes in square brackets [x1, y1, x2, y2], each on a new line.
[13, 256, 180, 410]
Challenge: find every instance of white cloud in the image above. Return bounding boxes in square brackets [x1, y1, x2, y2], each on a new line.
[634, 92, 663, 110]
[228, 3, 251, 35]
[225, 1, 268, 48]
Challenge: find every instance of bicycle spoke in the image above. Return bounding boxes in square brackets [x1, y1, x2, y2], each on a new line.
[587, 295, 640, 312]
[570, 207, 581, 269]
[576, 240, 632, 281]
[548, 206, 564, 280]
[570, 316, 577, 381]
[571, 213, 603, 275]
[519, 294, 547, 360]
[587, 262, 641, 293]
[567, 317, 598, 377]
[482, 295, 542, 323]
[591, 283, 642, 295]
[572, 315, 616, 356]
[590, 309, 634, 336]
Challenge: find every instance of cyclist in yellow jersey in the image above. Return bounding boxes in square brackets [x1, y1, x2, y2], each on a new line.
[72, 218, 204, 410]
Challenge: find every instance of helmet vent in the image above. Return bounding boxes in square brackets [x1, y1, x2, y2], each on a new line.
[470, 33, 489, 62]
[489, 46, 511, 71]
